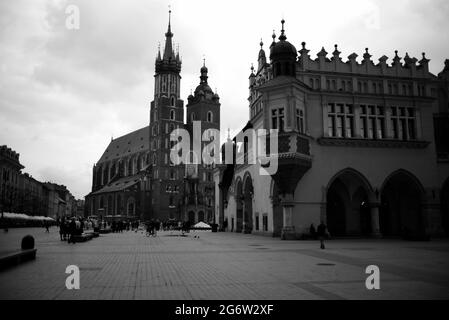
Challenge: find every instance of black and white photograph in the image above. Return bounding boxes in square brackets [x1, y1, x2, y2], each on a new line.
[1, 0, 449, 311]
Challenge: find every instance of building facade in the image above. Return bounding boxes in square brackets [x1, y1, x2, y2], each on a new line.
[85, 12, 220, 224]
[215, 20, 449, 239]
[1, 145, 78, 219]
[85, 127, 152, 220]
[183, 62, 221, 224]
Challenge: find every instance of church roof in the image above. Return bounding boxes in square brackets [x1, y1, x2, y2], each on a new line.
[91, 175, 141, 195]
[97, 126, 149, 164]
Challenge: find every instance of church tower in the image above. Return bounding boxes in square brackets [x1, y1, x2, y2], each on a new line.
[183, 62, 221, 224]
[149, 10, 184, 221]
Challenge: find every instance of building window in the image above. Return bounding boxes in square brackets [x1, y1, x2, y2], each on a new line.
[296, 108, 305, 134]
[327, 103, 354, 138]
[207, 111, 213, 123]
[360, 105, 385, 139]
[271, 108, 284, 131]
[171, 96, 175, 106]
[391, 107, 416, 140]
[255, 214, 259, 231]
[191, 112, 196, 121]
[170, 109, 175, 121]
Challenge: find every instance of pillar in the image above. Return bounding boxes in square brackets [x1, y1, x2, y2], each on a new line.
[370, 203, 382, 238]
[281, 194, 296, 240]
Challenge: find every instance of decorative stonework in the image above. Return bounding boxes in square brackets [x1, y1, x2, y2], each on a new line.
[317, 137, 430, 149]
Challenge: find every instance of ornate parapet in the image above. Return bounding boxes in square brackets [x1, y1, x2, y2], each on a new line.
[298, 42, 433, 79]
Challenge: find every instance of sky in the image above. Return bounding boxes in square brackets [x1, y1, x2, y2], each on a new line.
[0, 0, 448, 199]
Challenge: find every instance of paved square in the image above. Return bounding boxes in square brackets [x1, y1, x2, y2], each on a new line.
[0, 228, 448, 299]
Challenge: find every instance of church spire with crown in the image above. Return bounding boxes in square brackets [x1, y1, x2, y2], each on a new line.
[163, 8, 174, 60]
[155, 7, 181, 75]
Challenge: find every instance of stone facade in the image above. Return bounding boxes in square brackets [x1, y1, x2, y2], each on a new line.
[215, 20, 449, 239]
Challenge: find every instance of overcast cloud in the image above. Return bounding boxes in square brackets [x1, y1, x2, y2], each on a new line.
[0, 0, 448, 199]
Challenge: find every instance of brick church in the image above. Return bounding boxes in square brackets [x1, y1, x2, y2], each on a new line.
[85, 11, 220, 224]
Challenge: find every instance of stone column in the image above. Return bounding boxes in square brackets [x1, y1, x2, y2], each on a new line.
[281, 194, 296, 240]
[242, 200, 246, 234]
[370, 203, 382, 238]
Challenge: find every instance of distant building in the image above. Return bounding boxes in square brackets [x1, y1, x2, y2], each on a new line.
[0, 145, 24, 213]
[0, 144, 79, 220]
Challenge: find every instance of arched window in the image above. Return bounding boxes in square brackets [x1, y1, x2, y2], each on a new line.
[170, 109, 175, 120]
[191, 112, 196, 121]
[171, 96, 175, 106]
[207, 111, 213, 123]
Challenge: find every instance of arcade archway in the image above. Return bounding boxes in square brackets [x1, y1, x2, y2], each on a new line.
[243, 174, 254, 233]
[380, 170, 425, 237]
[326, 169, 374, 237]
[235, 179, 243, 232]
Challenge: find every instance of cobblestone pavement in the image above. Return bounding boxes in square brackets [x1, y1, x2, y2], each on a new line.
[0, 227, 448, 300]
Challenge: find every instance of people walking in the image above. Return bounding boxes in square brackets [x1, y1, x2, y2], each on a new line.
[317, 221, 328, 249]
[68, 218, 77, 244]
[309, 223, 316, 240]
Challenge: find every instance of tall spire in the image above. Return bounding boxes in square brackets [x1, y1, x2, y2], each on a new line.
[163, 8, 174, 60]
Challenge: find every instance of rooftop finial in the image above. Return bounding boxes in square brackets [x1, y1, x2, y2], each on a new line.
[279, 19, 287, 41]
[227, 128, 231, 140]
[203, 54, 206, 67]
[260, 38, 263, 49]
[168, 5, 171, 25]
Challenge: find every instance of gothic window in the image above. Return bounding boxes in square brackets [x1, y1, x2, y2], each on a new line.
[296, 108, 305, 134]
[271, 108, 284, 132]
[162, 75, 167, 92]
[191, 112, 196, 121]
[207, 111, 213, 123]
[171, 96, 175, 106]
[327, 103, 354, 138]
[360, 105, 385, 139]
[170, 109, 175, 121]
[390, 107, 416, 140]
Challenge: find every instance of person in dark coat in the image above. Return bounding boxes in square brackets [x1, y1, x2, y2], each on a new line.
[68, 218, 77, 244]
[310, 223, 316, 240]
[317, 221, 328, 249]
